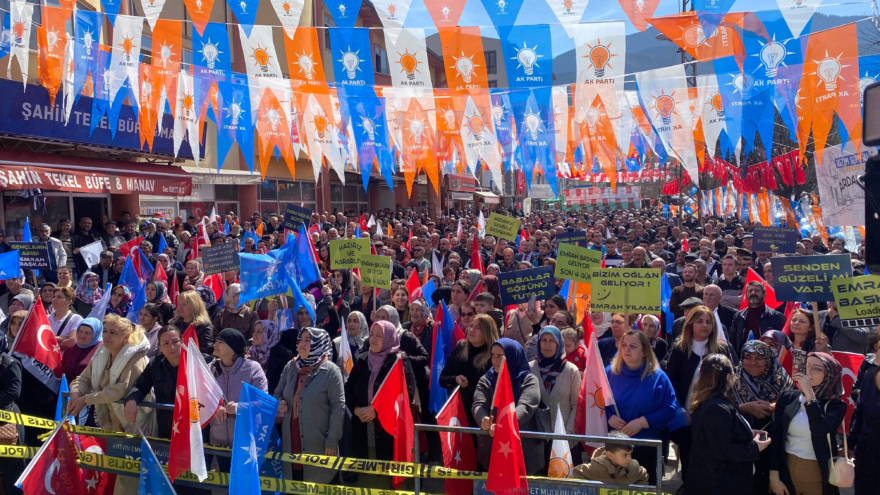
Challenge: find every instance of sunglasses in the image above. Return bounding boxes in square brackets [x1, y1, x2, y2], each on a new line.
[460, 312, 476, 317]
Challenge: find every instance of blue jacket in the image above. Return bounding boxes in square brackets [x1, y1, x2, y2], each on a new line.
[605, 363, 677, 440]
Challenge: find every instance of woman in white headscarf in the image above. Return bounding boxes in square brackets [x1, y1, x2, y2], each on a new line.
[211, 283, 258, 340]
[332, 311, 369, 378]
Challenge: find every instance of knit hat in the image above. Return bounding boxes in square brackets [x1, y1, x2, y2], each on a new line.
[217, 328, 247, 356]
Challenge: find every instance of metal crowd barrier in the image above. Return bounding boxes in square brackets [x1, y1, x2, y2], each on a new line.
[414, 423, 665, 495]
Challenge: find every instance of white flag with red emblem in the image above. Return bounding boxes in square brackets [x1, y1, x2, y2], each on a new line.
[548, 404, 574, 478]
[11, 298, 63, 393]
[574, 333, 616, 447]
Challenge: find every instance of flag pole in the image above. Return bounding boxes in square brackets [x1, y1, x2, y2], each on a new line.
[592, 333, 621, 418]
[435, 385, 461, 421]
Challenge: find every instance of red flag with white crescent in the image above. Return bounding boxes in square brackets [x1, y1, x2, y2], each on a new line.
[11, 297, 63, 392]
[831, 351, 865, 431]
[435, 387, 477, 495]
[487, 358, 528, 495]
[372, 357, 414, 488]
[16, 421, 85, 495]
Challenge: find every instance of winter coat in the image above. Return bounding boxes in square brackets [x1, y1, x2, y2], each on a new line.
[211, 308, 259, 341]
[528, 360, 580, 445]
[71, 338, 153, 434]
[572, 447, 649, 485]
[168, 318, 214, 356]
[126, 355, 180, 439]
[685, 395, 760, 495]
[209, 356, 268, 446]
[273, 359, 345, 483]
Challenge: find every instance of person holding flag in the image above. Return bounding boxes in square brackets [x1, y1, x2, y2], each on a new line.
[67, 314, 153, 491]
[344, 320, 416, 489]
[273, 326, 345, 483]
[473, 338, 545, 474]
[333, 311, 369, 379]
[0, 336, 23, 494]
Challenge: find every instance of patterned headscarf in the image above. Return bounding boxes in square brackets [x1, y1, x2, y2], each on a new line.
[378, 305, 403, 331]
[808, 352, 844, 400]
[294, 327, 333, 370]
[536, 326, 565, 393]
[247, 320, 280, 369]
[195, 285, 216, 308]
[367, 321, 400, 401]
[75, 272, 103, 305]
[760, 330, 792, 358]
[107, 286, 132, 316]
[408, 300, 432, 339]
[147, 281, 171, 304]
[734, 340, 795, 405]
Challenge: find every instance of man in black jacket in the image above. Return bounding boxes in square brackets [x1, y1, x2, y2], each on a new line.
[702, 284, 737, 335]
[728, 281, 787, 363]
[145, 221, 179, 257]
[89, 251, 118, 288]
[72, 217, 106, 277]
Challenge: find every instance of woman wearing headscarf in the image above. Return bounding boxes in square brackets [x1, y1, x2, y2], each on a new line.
[145, 281, 175, 325]
[248, 320, 292, 393]
[461, 269, 482, 291]
[332, 311, 369, 379]
[768, 352, 847, 495]
[761, 330, 794, 375]
[106, 285, 132, 316]
[209, 328, 268, 472]
[473, 338, 544, 473]
[345, 321, 416, 489]
[314, 282, 345, 339]
[182, 260, 204, 291]
[481, 275, 504, 310]
[528, 326, 581, 465]
[486, 263, 501, 277]
[638, 315, 668, 365]
[402, 300, 433, 356]
[372, 305, 430, 395]
[212, 284, 258, 340]
[733, 340, 795, 494]
[274, 327, 345, 483]
[331, 269, 353, 304]
[73, 272, 102, 316]
[62, 317, 103, 383]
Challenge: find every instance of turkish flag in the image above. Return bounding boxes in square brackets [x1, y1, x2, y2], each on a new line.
[11, 298, 63, 392]
[75, 435, 112, 494]
[436, 387, 477, 495]
[119, 236, 144, 257]
[740, 268, 780, 311]
[153, 260, 168, 283]
[405, 267, 422, 303]
[466, 281, 484, 303]
[372, 357, 414, 488]
[168, 325, 193, 482]
[471, 234, 484, 275]
[17, 421, 85, 495]
[204, 273, 224, 302]
[169, 274, 180, 306]
[831, 351, 865, 431]
[487, 358, 528, 495]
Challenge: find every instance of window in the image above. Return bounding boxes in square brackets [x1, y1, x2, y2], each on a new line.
[485, 51, 497, 75]
[323, 14, 334, 47]
[488, 80, 497, 88]
[374, 45, 388, 75]
[331, 184, 368, 215]
[258, 180, 317, 219]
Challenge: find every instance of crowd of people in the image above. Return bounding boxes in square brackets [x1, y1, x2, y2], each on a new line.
[0, 204, 875, 495]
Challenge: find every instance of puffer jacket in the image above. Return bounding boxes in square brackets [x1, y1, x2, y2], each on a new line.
[572, 447, 649, 485]
[209, 356, 268, 446]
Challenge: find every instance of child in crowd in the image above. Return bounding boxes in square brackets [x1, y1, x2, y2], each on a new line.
[562, 327, 586, 373]
[572, 431, 649, 485]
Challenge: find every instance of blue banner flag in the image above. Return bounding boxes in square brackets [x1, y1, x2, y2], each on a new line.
[439, 300, 455, 361]
[0, 251, 20, 280]
[21, 218, 31, 242]
[218, 76, 255, 173]
[481, 0, 526, 27]
[660, 272, 674, 338]
[712, 57, 744, 157]
[157, 233, 168, 255]
[193, 23, 232, 125]
[329, 28, 375, 88]
[293, 224, 322, 288]
[324, 0, 363, 28]
[0, 15, 9, 60]
[428, 312, 447, 413]
[559, 279, 571, 307]
[420, 279, 436, 306]
[223, 221, 230, 235]
[239, 252, 290, 303]
[89, 48, 114, 136]
[240, 228, 259, 252]
[490, 90, 516, 172]
[138, 437, 175, 495]
[54, 375, 69, 422]
[692, 0, 737, 35]
[126, 283, 147, 322]
[230, 383, 279, 495]
[137, 248, 155, 283]
[228, 0, 259, 36]
[100, 0, 122, 24]
[344, 87, 394, 190]
[73, 10, 103, 103]
[118, 256, 142, 293]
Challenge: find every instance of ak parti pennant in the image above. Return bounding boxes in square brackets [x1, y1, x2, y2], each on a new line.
[648, 13, 745, 66]
[582, 95, 618, 190]
[37, 6, 69, 107]
[802, 23, 861, 163]
[256, 86, 296, 179]
[182, 0, 214, 35]
[138, 63, 163, 151]
[617, 0, 662, 32]
[403, 98, 440, 195]
[424, 0, 467, 28]
[285, 27, 329, 95]
[151, 19, 183, 123]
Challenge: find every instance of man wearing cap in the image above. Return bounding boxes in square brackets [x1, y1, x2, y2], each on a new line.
[670, 297, 705, 342]
[72, 217, 107, 277]
[669, 263, 704, 321]
[100, 221, 124, 253]
[741, 233, 754, 255]
[729, 281, 787, 362]
[714, 254, 746, 310]
[184, 215, 198, 236]
[801, 238, 814, 255]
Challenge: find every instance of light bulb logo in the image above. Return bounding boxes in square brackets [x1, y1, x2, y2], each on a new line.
[45, 29, 60, 52]
[813, 51, 844, 92]
[183, 93, 195, 117]
[451, 52, 477, 83]
[497, 0, 508, 14]
[282, 1, 292, 14]
[200, 39, 222, 69]
[681, 24, 707, 49]
[635, 0, 645, 11]
[396, 48, 420, 80]
[465, 112, 485, 141]
[524, 111, 542, 140]
[102, 70, 115, 95]
[313, 114, 329, 138]
[141, 80, 152, 104]
[860, 72, 877, 104]
[226, 101, 243, 126]
[563, 0, 574, 13]
[709, 92, 727, 118]
[512, 43, 540, 76]
[492, 104, 505, 125]
[732, 73, 755, 98]
[408, 118, 425, 144]
[443, 109, 456, 130]
[195, 0, 203, 11]
[653, 91, 676, 126]
[296, 53, 315, 79]
[239, 0, 248, 13]
[339, 48, 362, 79]
[159, 41, 175, 69]
[338, 4, 347, 17]
[387, 3, 397, 18]
[585, 38, 614, 78]
[119, 33, 136, 63]
[250, 44, 272, 73]
[584, 107, 600, 131]
[441, 5, 451, 20]
[793, 0, 805, 6]
[359, 116, 378, 141]
[81, 29, 94, 56]
[12, 20, 24, 44]
[266, 107, 281, 131]
[757, 37, 789, 77]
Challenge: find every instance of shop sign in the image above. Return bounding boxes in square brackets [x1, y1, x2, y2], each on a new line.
[450, 192, 473, 200]
[448, 175, 476, 192]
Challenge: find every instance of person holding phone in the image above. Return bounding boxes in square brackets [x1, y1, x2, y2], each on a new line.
[768, 353, 847, 495]
[687, 354, 771, 495]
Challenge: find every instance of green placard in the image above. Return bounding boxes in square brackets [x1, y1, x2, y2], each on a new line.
[556, 243, 602, 283]
[330, 239, 371, 269]
[359, 253, 392, 290]
[831, 275, 880, 320]
[589, 268, 662, 313]
[485, 213, 520, 241]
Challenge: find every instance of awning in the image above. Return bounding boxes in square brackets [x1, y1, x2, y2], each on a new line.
[0, 149, 192, 196]
[475, 191, 500, 204]
[183, 166, 262, 185]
